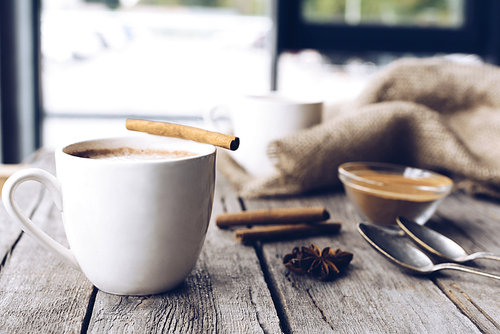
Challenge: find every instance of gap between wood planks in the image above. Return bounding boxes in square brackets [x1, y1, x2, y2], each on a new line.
[433, 278, 500, 334]
[80, 287, 98, 334]
[237, 196, 292, 334]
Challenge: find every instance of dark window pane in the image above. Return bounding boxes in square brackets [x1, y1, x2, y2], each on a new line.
[301, 0, 465, 28]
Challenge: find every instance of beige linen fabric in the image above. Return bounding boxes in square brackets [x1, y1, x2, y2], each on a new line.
[218, 57, 500, 198]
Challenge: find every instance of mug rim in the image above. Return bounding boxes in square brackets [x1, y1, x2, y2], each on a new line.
[243, 92, 323, 106]
[58, 135, 216, 164]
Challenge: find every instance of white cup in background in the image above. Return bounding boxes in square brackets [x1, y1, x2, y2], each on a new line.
[2, 135, 216, 296]
[207, 92, 323, 177]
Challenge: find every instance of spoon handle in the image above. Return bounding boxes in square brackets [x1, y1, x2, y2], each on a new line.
[465, 252, 500, 262]
[433, 263, 500, 280]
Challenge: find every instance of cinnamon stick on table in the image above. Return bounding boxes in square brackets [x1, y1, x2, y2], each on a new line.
[126, 119, 239, 151]
[234, 222, 342, 244]
[216, 207, 330, 228]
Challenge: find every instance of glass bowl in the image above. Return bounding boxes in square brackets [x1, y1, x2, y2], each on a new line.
[338, 162, 453, 226]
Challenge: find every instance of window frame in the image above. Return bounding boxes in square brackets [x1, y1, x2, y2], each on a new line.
[0, 0, 42, 163]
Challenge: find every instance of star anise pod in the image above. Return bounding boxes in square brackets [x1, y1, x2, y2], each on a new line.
[283, 244, 353, 281]
[283, 247, 306, 274]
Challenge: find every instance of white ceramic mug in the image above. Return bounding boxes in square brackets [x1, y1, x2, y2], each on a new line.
[2, 135, 216, 296]
[207, 92, 323, 176]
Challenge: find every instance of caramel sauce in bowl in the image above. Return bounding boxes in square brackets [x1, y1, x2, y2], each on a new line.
[338, 162, 453, 226]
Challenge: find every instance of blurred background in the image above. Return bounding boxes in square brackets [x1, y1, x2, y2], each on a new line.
[2, 0, 498, 162]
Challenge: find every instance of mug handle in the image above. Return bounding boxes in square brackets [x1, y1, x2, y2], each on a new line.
[204, 105, 233, 135]
[2, 168, 80, 270]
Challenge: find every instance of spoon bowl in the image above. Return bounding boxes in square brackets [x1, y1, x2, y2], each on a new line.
[396, 217, 500, 263]
[357, 222, 500, 280]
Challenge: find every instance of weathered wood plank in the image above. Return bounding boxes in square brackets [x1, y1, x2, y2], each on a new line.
[0, 151, 95, 333]
[243, 191, 485, 333]
[428, 193, 500, 333]
[86, 172, 282, 334]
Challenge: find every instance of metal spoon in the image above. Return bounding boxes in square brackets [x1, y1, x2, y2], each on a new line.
[357, 222, 500, 280]
[397, 217, 500, 263]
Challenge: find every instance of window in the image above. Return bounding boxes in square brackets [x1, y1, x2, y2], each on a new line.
[274, 0, 496, 58]
[2, 0, 497, 161]
[42, 0, 271, 147]
[271, 0, 499, 93]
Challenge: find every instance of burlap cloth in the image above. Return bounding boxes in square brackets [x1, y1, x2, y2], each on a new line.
[218, 57, 500, 198]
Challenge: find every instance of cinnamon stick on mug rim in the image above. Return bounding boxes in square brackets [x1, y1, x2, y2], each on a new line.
[234, 222, 342, 244]
[126, 119, 239, 151]
[217, 207, 330, 228]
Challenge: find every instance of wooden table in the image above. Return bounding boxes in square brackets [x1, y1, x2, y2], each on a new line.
[1, 150, 500, 333]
